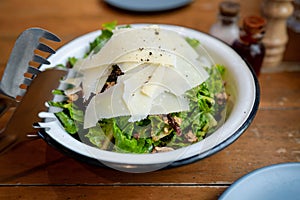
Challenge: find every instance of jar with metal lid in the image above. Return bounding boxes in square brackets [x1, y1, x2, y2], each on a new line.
[209, 1, 240, 45]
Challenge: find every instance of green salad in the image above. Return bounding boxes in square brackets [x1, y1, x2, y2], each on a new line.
[49, 22, 228, 154]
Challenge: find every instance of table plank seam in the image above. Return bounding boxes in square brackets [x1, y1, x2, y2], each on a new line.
[0, 183, 230, 187]
[259, 107, 300, 110]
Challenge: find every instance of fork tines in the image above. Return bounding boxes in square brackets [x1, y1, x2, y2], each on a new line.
[19, 29, 61, 98]
[36, 43, 56, 54]
[41, 29, 61, 42]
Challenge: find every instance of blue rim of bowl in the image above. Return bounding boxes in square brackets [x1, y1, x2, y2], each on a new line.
[219, 162, 300, 199]
[37, 29, 260, 170]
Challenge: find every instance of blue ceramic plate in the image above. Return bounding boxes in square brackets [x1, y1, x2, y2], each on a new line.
[220, 162, 300, 200]
[104, 0, 193, 12]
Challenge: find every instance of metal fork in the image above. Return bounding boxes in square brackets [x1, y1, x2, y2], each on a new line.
[0, 28, 60, 100]
[0, 28, 60, 117]
[0, 28, 61, 154]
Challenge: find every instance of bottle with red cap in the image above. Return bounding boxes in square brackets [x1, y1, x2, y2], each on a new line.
[231, 15, 267, 76]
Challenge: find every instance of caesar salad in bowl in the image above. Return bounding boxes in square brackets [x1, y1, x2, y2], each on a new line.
[37, 22, 259, 173]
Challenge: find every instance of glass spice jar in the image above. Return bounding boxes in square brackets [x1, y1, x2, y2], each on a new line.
[209, 1, 240, 45]
[231, 15, 267, 76]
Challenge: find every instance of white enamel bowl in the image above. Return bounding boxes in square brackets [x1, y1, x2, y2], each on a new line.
[38, 24, 259, 173]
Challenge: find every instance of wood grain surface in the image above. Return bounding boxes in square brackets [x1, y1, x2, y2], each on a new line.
[0, 1, 299, 199]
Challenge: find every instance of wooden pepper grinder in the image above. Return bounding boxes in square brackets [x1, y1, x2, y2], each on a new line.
[261, 0, 294, 68]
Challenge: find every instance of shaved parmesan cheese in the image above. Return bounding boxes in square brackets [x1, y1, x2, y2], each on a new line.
[77, 25, 199, 70]
[79, 25, 210, 128]
[141, 64, 190, 97]
[122, 65, 156, 122]
[150, 92, 190, 115]
[81, 66, 110, 100]
[94, 81, 129, 119]
[141, 66, 166, 98]
[117, 62, 142, 73]
[84, 78, 190, 128]
[115, 48, 176, 70]
[84, 97, 98, 128]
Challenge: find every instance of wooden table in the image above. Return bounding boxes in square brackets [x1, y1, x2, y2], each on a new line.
[0, 1, 299, 199]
